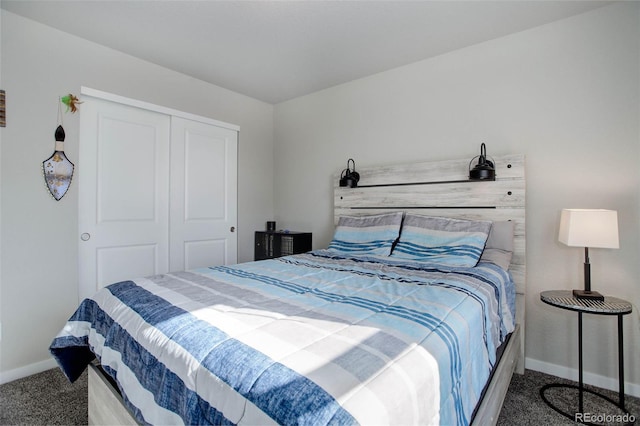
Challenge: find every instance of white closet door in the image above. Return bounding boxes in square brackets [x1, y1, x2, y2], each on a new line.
[79, 98, 171, 301]
[169, 116, 238, 271]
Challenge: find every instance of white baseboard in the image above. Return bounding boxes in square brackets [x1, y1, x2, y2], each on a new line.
[0, 357, 58, 385]
[526, 357, 640, 398]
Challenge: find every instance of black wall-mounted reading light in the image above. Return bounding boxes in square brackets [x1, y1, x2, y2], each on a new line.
[339, 158, 360, 188]
[469, 143, 496, 181]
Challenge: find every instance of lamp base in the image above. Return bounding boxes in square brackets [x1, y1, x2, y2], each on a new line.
[572, 289, 604, 301]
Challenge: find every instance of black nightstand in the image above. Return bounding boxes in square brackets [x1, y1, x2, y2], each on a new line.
[539, 290, 633, 423]
[254, 231, 312, 261]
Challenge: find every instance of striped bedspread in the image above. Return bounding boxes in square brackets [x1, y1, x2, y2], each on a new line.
[50, 250, 515, 426]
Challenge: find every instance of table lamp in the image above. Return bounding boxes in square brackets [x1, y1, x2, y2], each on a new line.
[558, 209, 619, 301]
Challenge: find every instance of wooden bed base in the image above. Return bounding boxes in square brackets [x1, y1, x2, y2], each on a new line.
[88, 364, 137, 425]
[471, 324, 521, 425]
[87, 154, 525, 425]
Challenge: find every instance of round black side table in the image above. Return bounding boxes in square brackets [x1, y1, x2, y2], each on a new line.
[539, 290, 634, 425]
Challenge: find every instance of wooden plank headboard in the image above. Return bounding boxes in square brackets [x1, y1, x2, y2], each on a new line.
[334, 154, 526, 373]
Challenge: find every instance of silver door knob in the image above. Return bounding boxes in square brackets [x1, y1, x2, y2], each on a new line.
[80, 233, 91, 241]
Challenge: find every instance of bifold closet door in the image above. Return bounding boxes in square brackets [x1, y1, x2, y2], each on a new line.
[169, 116, 238, 271]
[79, 98, 171, 301]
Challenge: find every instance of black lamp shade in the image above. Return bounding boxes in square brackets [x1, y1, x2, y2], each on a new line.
[469, 163, 495, 180]
[469, 143, 495, 181]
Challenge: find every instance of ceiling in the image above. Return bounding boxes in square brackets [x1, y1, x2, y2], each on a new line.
[2, 0, 611, 104]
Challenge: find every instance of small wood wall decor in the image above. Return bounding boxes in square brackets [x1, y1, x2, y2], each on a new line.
[43, 95, 79, 201]
[0, 90, 6, 127]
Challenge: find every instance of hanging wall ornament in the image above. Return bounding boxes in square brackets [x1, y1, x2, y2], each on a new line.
[43, 125, 74, 200]
[43, 96, 77, 201]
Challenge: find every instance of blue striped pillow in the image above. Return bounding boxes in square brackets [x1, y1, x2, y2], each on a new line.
[328, 212, 403, 256]
[391, 214, 491, 267]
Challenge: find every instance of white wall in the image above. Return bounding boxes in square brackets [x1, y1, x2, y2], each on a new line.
[0, 0, 3, 352]
[274, 2, 640, 395]
[0, 10, 274, 379]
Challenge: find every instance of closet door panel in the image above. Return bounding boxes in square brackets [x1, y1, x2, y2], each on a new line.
[170, 117, 238, 271]
[184, 132, 226, 220]
[184, 240, 226, 270]
[79, 98, 171, 301]
[96, 245, 158, 286]
[98, 121, 157, 222]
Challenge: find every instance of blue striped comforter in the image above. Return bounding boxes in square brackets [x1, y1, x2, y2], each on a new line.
[50, 250, 515, 425]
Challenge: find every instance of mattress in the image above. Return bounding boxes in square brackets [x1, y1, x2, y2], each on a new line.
[50, 250, 515, 426]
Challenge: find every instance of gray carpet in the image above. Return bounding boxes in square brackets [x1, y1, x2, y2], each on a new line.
[0, 367, 638, 425]
[0, 368, 87, 425]
[498, 370, 638, 426]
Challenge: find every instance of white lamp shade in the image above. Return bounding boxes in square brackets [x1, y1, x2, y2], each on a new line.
[558, 209, 619, 249]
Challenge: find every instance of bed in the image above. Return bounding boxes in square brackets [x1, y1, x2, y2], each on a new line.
[50, 154, 525, 426]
